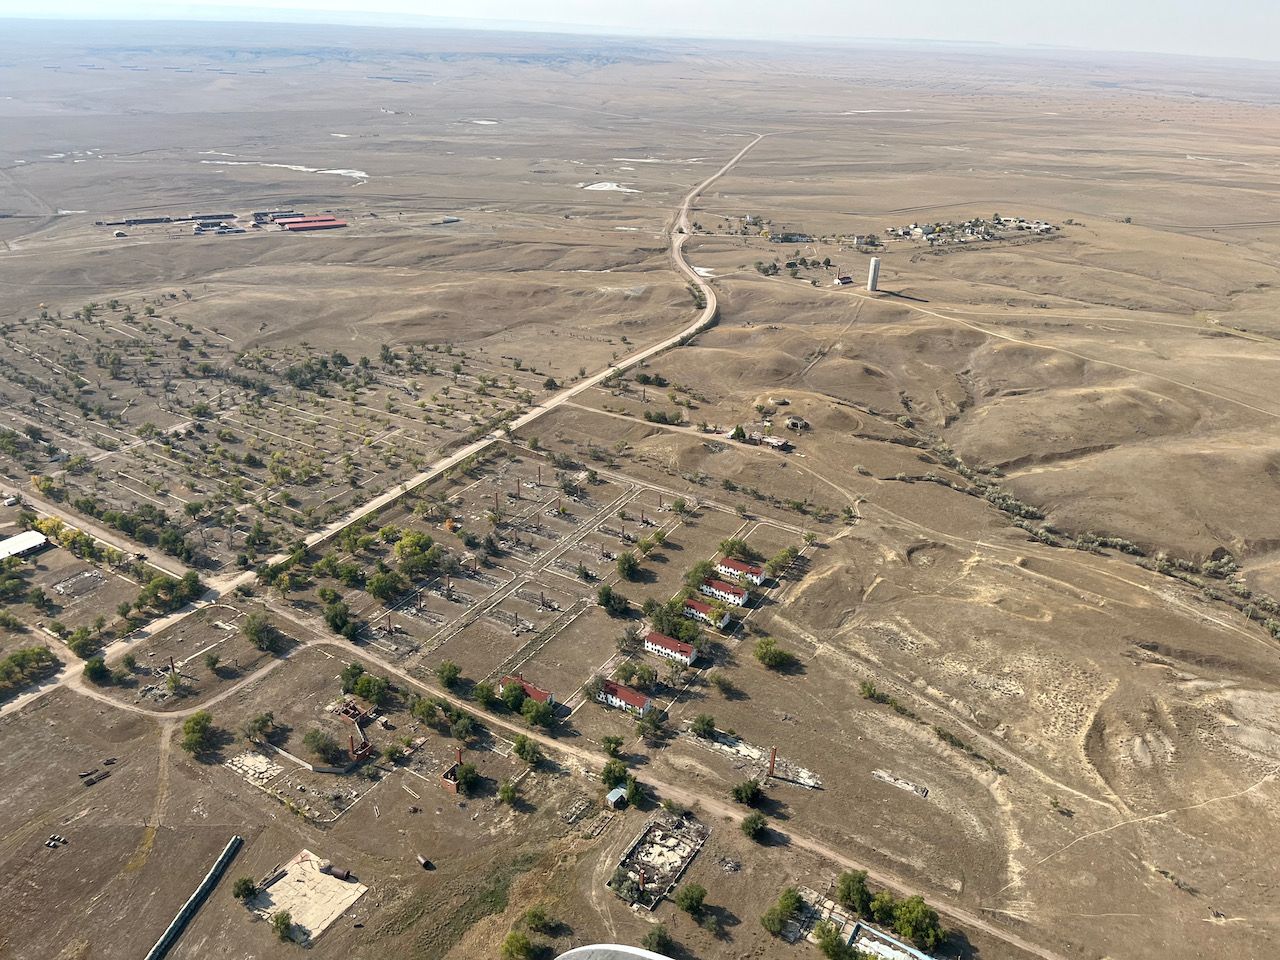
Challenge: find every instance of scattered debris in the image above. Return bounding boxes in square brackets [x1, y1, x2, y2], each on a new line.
[872, 769, 929, 799]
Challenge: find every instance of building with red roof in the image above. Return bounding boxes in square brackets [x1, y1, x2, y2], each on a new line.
[596, 679, 652, 715]
[700, 578, 750, 607]
[643, 630, 698, 667]
[497, 673, 555, 705]
[715, 556, 766, 586]
[683, 597, 730, 629]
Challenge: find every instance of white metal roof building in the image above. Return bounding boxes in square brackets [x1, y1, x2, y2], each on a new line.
[0, 530, 47, 562]
[557, 946, 673, 960]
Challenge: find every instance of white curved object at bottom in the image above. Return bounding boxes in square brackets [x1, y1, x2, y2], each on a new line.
[557, 945, 675, 960]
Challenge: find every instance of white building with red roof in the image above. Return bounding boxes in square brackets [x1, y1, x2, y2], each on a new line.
[683, 597, 730, 629]
[715, 556, 766, 586]
[643, 631, 698, 667]
[596, 679, 652, 715]
[700, 578, 750, 607]
[497, 673, 555, 706]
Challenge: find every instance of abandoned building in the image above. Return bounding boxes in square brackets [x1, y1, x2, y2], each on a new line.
[643, 631, 698, 667]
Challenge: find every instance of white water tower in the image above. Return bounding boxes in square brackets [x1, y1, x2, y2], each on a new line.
[867, 257, 881, 292]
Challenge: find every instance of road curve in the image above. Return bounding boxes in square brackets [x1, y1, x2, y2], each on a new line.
[299, 133, 767, 557]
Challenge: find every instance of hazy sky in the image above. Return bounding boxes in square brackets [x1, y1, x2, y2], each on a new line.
[2, 0, 1278, 62]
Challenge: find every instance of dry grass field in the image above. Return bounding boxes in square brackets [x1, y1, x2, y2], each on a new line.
[2, 18, 1280, 960]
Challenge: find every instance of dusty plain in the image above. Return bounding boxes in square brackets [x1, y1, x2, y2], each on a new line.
[2, 18, 1280, 960]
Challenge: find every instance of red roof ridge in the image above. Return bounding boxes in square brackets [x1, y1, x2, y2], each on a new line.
[645, 630, 693, 653]
[703, 578, 747, 595]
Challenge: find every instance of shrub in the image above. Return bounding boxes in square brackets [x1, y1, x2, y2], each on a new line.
[513, 734, 541, 765]
[870, 890, 898, 924]
[893, 894, 944, 950]
[454, 762, 479, 795]
[353, 672, 390, 707]
[741, 811, 767, 840]
[836, 869, 872, 917]
[754, 637, 797, 671]
[303, 728, 345, 765]
[674, 882, 706, 915]
[641, 924, 673, 953]
[82, 656, 110, 685]
[271, 910, 293, 941]
[240, 612, 280, 653]
[521, 905, 554, 934]
[731, 779, 762, 805]
[232, 877, 257, 901]
[601, 758, 628, 788]
[690, 714, 715, 738]
[499, 931, 534, 960]
[436, 659, 461, 689]
[180, 710, 218, 754]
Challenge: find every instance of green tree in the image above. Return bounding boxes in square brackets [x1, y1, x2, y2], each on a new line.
[353, 672, 391, 707]
[500, 931, 533, 960]
[521, 697, 553, 728]
[741, 810, 767, 840]
[240, 612, 278, 652]
[339, 662, 365, 693]
[870, 890, 898, 925]
[674, 882, 707, 916]
[596, 583, 629, 616]
[204, 652, 220, 673]
[731, 779, 762, 805]
[498, 780, 517, 805]
[521, 905, 554, 934]
[513, 734, 541, 765]
[82, 656, 110, 685]
[454, 762, 479, 794]
[602, 735, 624, 758]
[303, 728, 344, 764]
[181, 710, 218, 754]
[754, 636, 796, 671]
[893, 894, 944, 950]
[367, 569, 407, 602]
[243, 711, 275, 742]
[625, 775, 643, 806]
[471, 681, 496, 708]
[641, 924, 673, 954]
[814, 919, 859, 959]
[836, 870, 873, 917]
[436, 659, 461, 689]
[601, 758, 628, 788]
[271, 910, 293, 941]
[616, 552, 640, 580]
[501, 681, 527, 711]
[232, 876, 257, 901]
[761, 887, 803, 935]
[451, 714, 476, 742]
[691, 713, 715, 738]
